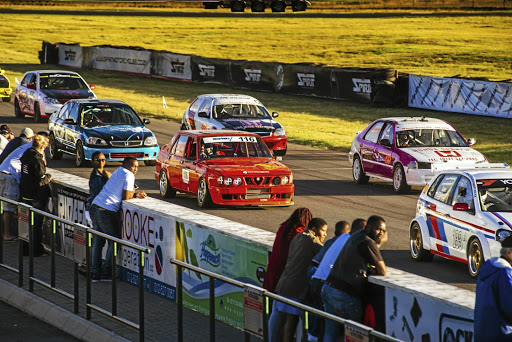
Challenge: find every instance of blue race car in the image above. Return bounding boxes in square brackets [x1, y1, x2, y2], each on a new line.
[48, 99, 159, 166]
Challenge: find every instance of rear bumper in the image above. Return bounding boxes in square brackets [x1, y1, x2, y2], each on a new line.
[83, 145, 160, 162]
[209, 184, 294, 206]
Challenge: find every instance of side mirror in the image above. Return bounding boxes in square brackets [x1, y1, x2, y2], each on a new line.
[198, 111, 209, 118]
[272, 112, 279, 118]
[89, 84, 96, 90]
[453, 203, 469, 211]
[63, 118, 76, 125]
[143, 118, 150, 125]
[379, 138, 392, 147]
[27, 84, 35, 90]
[467, 138, 476, 146]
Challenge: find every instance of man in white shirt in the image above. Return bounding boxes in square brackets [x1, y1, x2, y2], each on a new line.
[90, 157, 147, 281]
[0, 124, 14, 154]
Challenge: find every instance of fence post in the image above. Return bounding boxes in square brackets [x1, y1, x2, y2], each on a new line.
[0, 201, 4, 264]
[51, 219, 55, 288]
[209, 276, 215, 342]
[112, 241, 117, 317]
[263, 296, 269, 342]
[29, 210, 34, 292]
[177, 263, 183, 342]
[86, 231, 91, 319]
[138, 250, 145, 342]
[74, 262, 79, 314]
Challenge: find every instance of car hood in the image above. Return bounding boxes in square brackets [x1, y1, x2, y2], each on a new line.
[482, 211, 512, 228]
[41, 89, 93, 99]
[218, 118, 279, 131]
[202, 159, 290, 175]
[403, 147, 486, 163]
[85, 125, 152, 140]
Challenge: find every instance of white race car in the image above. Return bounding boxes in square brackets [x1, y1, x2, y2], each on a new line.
[410, 165, 512, 277]
[181, 94, 287, 156]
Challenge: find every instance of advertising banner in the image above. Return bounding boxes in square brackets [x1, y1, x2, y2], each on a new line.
[191, 56, 231, 84]
[152, 52, 192, 81]
[89, 47, 151, 75]
[385, 287, 474, 342]
[230, 61, 281, 92]
[409, 74, 512, 118]
[278, 63, 332, 98]
[121, 204, 176, 301]
[176, 220, 268, 329]
[58, 44, 84, 69]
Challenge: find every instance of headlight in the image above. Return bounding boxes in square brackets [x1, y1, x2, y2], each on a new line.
[144, 135, 157, 146]
[43, 97, 60, 105]
[272, 177, 281, 185]
[86, 137, 107, 146]
[496, 229, 512, 242]
[224, 177, 233, 186]
[282, 176, 289, 185]
[274, 127, 286, 136]
[407, 161, 418, 169]
[217, 176, 224, 185]
[234, 177, 242, 186]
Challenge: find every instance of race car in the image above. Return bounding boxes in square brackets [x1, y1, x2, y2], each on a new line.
[48, 99, 159, 167]
[180, 94, 287, 156]
[409, 165, 512, 277]
[155, 130, 294, 208]
[0, 69, 12, 102]
[348, 116, 487, 193]
[14, 70, 96, 122]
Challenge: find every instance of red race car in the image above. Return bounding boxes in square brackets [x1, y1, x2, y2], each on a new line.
[155, 130, 294, 208]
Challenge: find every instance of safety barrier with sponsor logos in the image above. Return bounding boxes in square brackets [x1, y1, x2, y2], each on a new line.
[46, 167, 475, 341]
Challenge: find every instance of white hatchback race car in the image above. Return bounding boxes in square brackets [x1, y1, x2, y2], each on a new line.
[409, 165, 512, 277]
[180, 94, 288, 156]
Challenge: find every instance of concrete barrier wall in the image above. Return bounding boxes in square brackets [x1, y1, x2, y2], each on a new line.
[48, 167, 475, 340]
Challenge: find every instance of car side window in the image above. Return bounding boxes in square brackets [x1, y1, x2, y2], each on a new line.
[452, 176, 474, 210]
[185, 139, 197, 160]
[174, 135, 189, 158]
[69, 103, 79, 124]
[364, 121, 385, 144]
[21, 73, 36, 87]
[427, 175, 444, 198]
[379, 122, 394, 146]
[432, 174, 459, 204]
[198, 99, 211, 116]
[58, 103, 71, 121]
[189, 98, 203, 114]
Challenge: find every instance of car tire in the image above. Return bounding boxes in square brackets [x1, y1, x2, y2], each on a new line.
[251, 0, 266, 12]
[197, 177, 213, 208]
[14, 99, 24, 118]
[467, 238, 484, 278]
[393, 164, 410, 193]
[271, 0, 286, 12]
[75, 141, 88, 167]
[291, 0, 307, 11]
[49, 134, 63, 160]
[230, 0, 245, 12]
[352, 155, 369, 184]
[144, 160, 156, 166]
[2, 96, 10, 102]
[159, 170, 177, 199]
[410, 222, 433, 262]
[34, 103, 42, 123]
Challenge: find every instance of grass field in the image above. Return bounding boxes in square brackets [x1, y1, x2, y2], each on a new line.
[1, 11, 511, 163]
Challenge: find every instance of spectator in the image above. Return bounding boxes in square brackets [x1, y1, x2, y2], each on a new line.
[85, 151, 110, 226]
[270, 217, 328, 342]
[90, 157, 147, 282]
[474, 235, 512, 342]
[0, 131, 42, 241]
[307, 219, 366, 341]
[19, 134, 51, 256]
[0, 124, 14, 154]
[321, 215, 388, 342]
[0, 127, 34, 164]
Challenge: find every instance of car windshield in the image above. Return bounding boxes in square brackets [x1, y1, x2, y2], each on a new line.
[199, 136, 272, 159]
[477, 179, 512, 212]
[0, 75, 9, 88]
[396, 129, 468, 148]
[212, 104, 270, 119]
[80, 104, 143, 127]
[40, 74, 89, 90]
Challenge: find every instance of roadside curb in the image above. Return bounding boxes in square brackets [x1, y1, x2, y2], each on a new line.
[0, 278, 130, 342]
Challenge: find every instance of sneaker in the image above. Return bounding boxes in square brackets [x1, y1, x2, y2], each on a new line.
[92, 273, 101, 283]
[307, 333, 318, 342]
[100, 272, 112, 282]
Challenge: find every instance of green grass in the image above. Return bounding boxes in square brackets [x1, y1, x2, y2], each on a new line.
[1, 12, 511, 163]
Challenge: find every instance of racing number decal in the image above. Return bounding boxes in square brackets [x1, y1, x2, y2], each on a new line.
[452, 228, 466, 251]
[384, 155, 392, 165]
[435, 150, 462, 158]
[182, 168, 190, 184]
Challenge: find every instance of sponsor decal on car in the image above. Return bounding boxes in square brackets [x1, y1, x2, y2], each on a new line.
[203, 136, 257, 143]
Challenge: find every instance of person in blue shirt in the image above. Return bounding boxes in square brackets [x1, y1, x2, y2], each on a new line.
[474, 235, 512, 342]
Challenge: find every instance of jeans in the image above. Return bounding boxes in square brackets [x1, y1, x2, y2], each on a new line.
[268, 301, 285, 342]
[321, 283, 363, 342]
[90, 205, 121, 276]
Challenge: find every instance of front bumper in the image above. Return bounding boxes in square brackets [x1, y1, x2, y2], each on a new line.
[83, 145, 160, 162]
[208, 183, 294, 206]
[261, 135, 287, 151]
[40, 102, 63, 117]
[0, 88, 11, 98]
[405, 168, 435, 187]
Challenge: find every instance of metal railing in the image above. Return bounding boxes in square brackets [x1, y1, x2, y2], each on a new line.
[170, 258, 402, 342]
[0, 196, 150, 342]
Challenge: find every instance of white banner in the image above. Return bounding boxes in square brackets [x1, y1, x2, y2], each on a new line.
[409, 74, 512, 118]
[385, 287, 474, 342]
[89, 47, 151, 75]
[58, 44, 83, 68]
[154, 52, 192, 80]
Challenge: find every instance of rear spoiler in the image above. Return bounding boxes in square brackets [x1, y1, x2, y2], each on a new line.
[432, 162, 509, 172]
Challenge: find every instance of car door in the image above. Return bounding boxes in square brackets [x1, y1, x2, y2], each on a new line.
[17, 72, 36, 114]
[53, 102, 72, 151]
[168, 135, 189, 192]
[65, 103, 80, 152]
[373, 121, 396, 178]
[180, 138, 200, 193]
[360, 121, 385, 174]
[194, 97, 213, 130]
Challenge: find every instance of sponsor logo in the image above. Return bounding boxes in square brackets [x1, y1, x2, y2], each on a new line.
[154, 225, 165, 275]
[434, 150, 462, 158]
[297, 73, 315, 88]
[95, 56, 148, 65]
[200, 234, 221, 267]
[199, 64, 215, 78]
[244, 69, 261, 83]
[170, 60, 185, 74]
[64, 49, 77, 61]
[439, 314, 473, 342]
[352, 78, 372, 93]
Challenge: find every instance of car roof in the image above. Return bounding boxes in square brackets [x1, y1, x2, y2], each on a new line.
[199, 94, 263, 106]
[30, 70, 81, 75]
[380, 117, 455, 131]
[181, 130, 261, 137]
[440, 168, 512, 180]
[67, 99, 127, 105]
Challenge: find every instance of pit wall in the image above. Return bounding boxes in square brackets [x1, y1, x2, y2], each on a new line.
[48, 168, 475, 340]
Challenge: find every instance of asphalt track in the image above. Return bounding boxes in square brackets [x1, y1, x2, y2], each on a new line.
[0, 100, 478, 292]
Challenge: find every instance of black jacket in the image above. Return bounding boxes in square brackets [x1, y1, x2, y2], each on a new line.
[20, 147, 51, 201]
